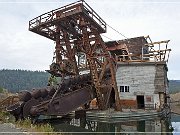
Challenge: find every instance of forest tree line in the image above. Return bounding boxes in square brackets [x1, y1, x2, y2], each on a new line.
[169, 80, 180, 94]
[0, 69, 49, 92]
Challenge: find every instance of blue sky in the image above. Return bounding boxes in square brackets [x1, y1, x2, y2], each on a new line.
[0, 0, 180, 79]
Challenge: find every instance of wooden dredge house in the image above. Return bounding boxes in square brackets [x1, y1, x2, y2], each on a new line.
[105, 35, 171, 110]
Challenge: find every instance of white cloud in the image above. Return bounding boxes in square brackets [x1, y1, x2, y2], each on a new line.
[0, 0, 179, 79]
[172, 122, 180, 133]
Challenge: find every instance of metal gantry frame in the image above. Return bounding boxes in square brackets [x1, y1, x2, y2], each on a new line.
[29, 0, 121, 111]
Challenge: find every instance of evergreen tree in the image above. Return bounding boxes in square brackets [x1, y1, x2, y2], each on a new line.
[0, 86, 3, 93]
[0, 69, 50, 92]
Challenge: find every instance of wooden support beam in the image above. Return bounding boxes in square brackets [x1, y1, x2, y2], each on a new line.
[149, 49, 171, 53]
[145, 40, 170, 46]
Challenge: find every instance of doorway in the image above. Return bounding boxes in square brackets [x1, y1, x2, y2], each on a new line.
[109, 89, 115, 108]
[137, 95, 145, 109]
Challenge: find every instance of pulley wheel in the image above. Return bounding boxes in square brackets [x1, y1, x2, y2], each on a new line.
[18, 91, 32, 102]
[23, 98, 39, 118]
[31, 89, 41, 99]
[40, 88, 48, 98]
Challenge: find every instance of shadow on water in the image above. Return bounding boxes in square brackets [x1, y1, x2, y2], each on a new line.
[36, 113, 180, 134]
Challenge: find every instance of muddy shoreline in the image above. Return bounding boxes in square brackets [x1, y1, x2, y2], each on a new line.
[170, 92, 180, 115]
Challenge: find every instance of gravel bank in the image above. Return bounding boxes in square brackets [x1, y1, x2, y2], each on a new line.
[0, 123, 26, 135]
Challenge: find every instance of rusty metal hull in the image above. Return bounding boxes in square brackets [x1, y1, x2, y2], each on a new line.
[30, 85, 95, 116]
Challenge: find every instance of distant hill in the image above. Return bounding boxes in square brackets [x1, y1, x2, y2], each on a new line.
[0, 69, 179, 94]
[169, 80, 180, 94]
[0, 69, 50, 92]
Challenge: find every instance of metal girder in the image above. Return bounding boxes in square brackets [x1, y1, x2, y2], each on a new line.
[29, 0, 106, 40]
[0, 96, 19, 111]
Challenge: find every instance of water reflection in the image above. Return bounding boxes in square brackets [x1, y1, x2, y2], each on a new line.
[171, 114, 180, 135]
[45, 114, 176, 134]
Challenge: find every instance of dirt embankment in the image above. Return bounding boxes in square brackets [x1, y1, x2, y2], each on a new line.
[170, 92, 180, 114]
[170, 92, 180, 102]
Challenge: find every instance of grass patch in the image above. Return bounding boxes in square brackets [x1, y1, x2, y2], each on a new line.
[175, 104, 180, 107]
[34, 123, 55, 133]
[0, 111, 55, 134]
[16, 118, 32, 129]
[0, 111, 14, 123]
[16, 118, 55, 134]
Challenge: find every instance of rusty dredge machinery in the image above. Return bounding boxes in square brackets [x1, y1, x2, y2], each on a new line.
[7, 0, 122, 120]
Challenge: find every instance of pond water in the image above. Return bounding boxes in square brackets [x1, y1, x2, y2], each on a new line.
[40, 113, 180, 134]
[171, 113, 180, 134]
